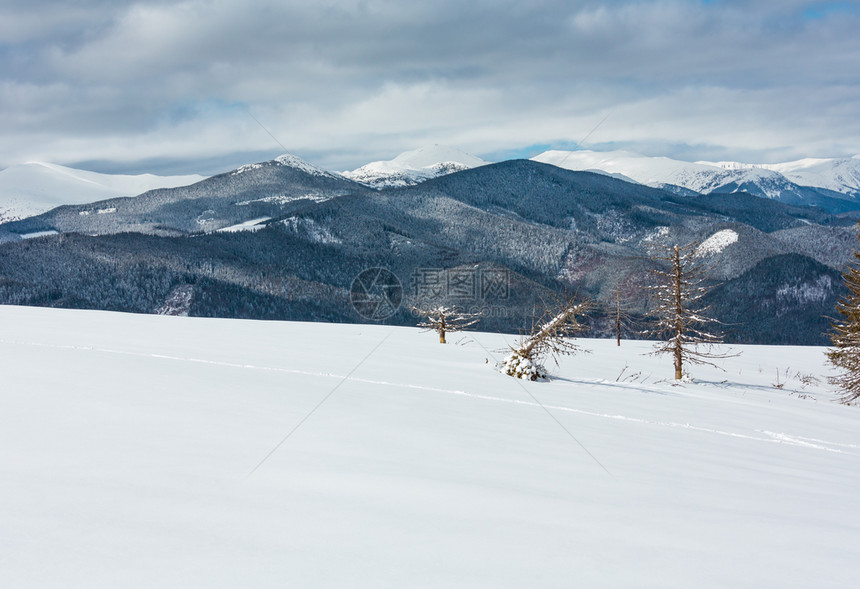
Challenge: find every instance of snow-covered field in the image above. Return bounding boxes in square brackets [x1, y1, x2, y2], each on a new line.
[1, 306, 858, 588]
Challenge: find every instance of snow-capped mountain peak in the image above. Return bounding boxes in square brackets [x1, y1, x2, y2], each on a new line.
[691, 156, 860, 199]
[533, 149, 719, 189]
[758, 155, 860, 196]
[273, 153, 340, 178]
[532, 149, 860, 208]
[230, 153, 340, 179]
[386, 145, 487, 170]
[342, 145, 488, 189]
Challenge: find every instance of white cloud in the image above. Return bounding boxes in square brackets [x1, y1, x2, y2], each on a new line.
[0, 0, 858, 172]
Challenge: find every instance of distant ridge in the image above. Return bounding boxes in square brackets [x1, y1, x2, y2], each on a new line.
[0, 157, 852, 345]
[532, 149, 860, 211]
[342, 145, 488, 189]
[0, 162, 206, 223]
[1, 153, 367, 237]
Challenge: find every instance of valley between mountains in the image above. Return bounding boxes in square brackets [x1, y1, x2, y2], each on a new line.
[1, 148, 858, 346]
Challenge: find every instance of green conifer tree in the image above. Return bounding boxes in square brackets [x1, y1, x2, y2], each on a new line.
[827, 224, 860, 404]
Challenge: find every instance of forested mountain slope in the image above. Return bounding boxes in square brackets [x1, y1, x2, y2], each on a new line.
[0, 158, 852, 344]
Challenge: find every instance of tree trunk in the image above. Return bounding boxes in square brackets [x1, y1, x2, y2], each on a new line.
[520, 305, 579, 357]
[439, 330, 446, 344]
[673, 245, 684, 379]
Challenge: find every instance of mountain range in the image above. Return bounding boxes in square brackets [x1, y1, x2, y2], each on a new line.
[0, 162, 206, 224]
[4, 146, 860, 222]
[339, 145, 860, 214]
[532, 150, 860, 212]
[0, 151, 855, 345]
[340, 145, 488, 189]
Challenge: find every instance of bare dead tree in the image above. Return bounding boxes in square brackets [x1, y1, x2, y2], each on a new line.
[648, 243, 735, 380]
[502, 295, 590, 380]
[413, 305, 481, 343]
[827, 222, 860, 404]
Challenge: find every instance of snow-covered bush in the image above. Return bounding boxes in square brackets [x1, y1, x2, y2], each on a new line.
[501, 350, 546, 381]
[501, 296, 589, 380]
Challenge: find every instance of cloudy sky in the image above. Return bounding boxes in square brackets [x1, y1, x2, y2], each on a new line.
[1, 0, 859, 175]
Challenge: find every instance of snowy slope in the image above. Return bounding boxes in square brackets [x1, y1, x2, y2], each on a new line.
[533, 149, 794, 195]
[1, 306, 858, 588]
[232, 153, 343, 180]
[759, 156, 860, 196]
[342, 145, 488, 188]
[699, 157, 860, 197]
[533, 150, 860, 204]
[0, 162, 206, 223]
[533, 149, 717, 188]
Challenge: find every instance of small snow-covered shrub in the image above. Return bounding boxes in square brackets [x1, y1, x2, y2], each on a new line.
[500, 295, 589, 381]
[501, 350, 546, 381]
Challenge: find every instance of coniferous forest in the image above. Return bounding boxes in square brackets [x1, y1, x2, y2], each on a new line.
[0, 158, 855, 345]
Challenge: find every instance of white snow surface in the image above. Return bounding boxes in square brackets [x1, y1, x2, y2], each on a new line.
[697, 229, 739, 255]
[533, 149, 717, 188]
[760, 156, 860, 194]
[1, 305, 859, 588]
[281, 216, 341, 244]
[216, 217, 272, 233]
[19, 230, 60, 240]
[533, 149, 860, 198]
[343, 145, 488, 188]
[0, 162, 205, 223]
[697, 157, 860, 194]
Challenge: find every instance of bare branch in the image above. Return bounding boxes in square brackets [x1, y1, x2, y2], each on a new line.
[413, 305, 481, 344]
[502, 294, 591, 380]
[647, 242, 738, 379]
